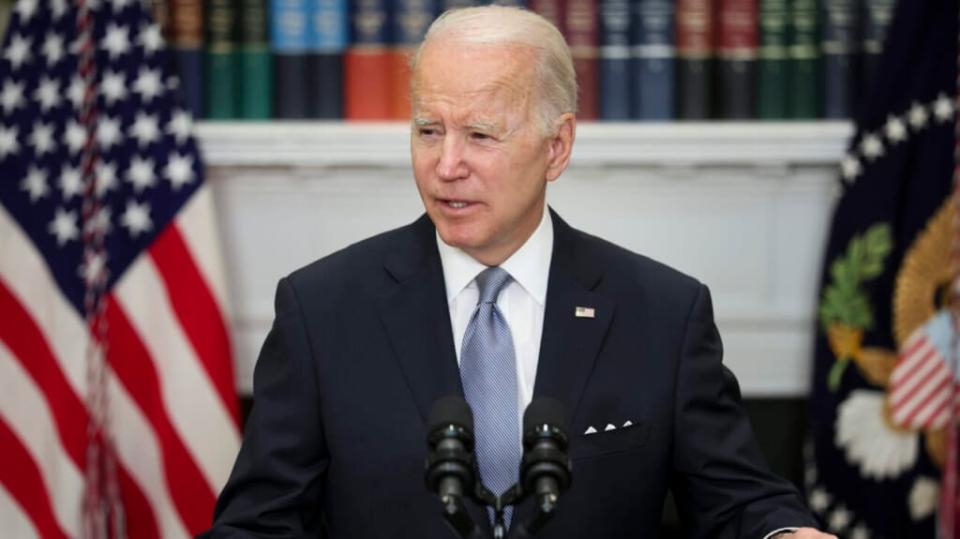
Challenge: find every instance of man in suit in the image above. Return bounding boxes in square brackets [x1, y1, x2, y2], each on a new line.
[206, 6, 835, 538]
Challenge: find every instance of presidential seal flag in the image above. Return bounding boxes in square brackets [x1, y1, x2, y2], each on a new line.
[807, 0, 958, 537]
[0, 0, 240, 534]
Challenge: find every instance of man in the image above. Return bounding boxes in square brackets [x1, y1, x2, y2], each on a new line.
[206, 6, 834, 538]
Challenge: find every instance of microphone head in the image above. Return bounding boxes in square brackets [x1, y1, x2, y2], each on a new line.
[523, 397, 568, 440]
[428, 395, 474, 440]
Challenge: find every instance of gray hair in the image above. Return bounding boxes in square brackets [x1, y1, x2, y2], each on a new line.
[410, 5, 578, 134]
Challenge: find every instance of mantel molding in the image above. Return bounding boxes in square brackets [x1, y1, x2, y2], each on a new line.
[196, 121, 853, 170]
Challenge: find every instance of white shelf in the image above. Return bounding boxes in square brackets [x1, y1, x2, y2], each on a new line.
[196, 121, 853, 170]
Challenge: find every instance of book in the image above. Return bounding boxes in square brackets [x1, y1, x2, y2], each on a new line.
[271, 0, 311, 118]
[860, 0, 895, 95]
[308, 0, 348, 118]
[238, 0, 271, 118]
[822, 0, 857, 118]
[599, 0, 631, 120]
[0, 0, 11, 37]
[676, 0, 715, 119]
[529, 0, 566, 34]
[717, 0, 757, 119]
[757, 0, 788, 119]
[204, 0, 239, 119]
[345, 0, 393, 120]
[170, 0, 205, 118]
[786, 0, 819, 119]
[565, 0, 599, 120]
[389, 0, 436, 120]
[632, 0, 675, 120]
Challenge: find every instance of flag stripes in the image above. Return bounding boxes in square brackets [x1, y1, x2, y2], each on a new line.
[890, 330, 958, 430]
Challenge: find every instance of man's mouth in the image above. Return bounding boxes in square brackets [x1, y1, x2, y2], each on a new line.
[440, 199, 474, 209]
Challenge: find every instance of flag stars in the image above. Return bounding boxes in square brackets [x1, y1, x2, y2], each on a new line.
[126, 156, 156, 192]
[137, 24, 164, 55]
[101, 23, 131, 59]
[64, 120, 87, 154]
[33, 77, 62, 112]
[166, 109, 193, 143]
[133, 67, 163, 103]
[80, 251, 108, 286]
[130, 113, 160, 147]
[840, 154, 862, 182]
[20, 166, 48, 202]
[67, 76, 85, 109]
[908, 102, 929, 129]
[59, 165, 84, 199]
[96, 115, 123, 150]
[110, 0, 133, 12]
[121, 199, 152, 237]
[884, 115, 906, 143]
[48, 207, 79, 245]
[84, 206, 112, 236]
[808, 487, 830, 513]
[49, 0, 67, 19]
[0, 80, 25, 113]
[827, 505, 851, 533]
[29, 121, 56, 156]
[101, 70, 128, 105]
[933, 93, 954, 123]
[859, 133, 884, 161]
[42, 33, 65, 66]
[0, 125, 19, 158]
[13, 0, 38, 23]
[165, 152, 195, 189]
[849, 523, 870, 539]
[4, 34, 32, 70]
[95, 161, 118, 196]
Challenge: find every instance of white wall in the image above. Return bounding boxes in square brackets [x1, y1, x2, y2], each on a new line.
[199, 121, 850, 397]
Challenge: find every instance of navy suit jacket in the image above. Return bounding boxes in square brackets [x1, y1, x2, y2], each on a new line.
[205, 210, 816, 538]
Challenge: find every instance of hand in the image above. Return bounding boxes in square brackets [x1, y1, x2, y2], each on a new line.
[778, 528, 838, 539]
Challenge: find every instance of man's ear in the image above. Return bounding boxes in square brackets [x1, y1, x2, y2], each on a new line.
[545, 113, 576, 182]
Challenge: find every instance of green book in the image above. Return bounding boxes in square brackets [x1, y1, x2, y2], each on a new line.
[757, 0, 788, 119]
[205, 0, 240, 119]
[0, 0, 12, 37]
[239, 0, 271, 119]
[787, 0, 820, 119]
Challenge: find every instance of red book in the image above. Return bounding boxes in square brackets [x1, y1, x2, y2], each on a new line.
[676, 0, 715, 119]
[345, 0, 392, 120]
[717, 0, 758, 118]
[529, 0, 567, 35]
[564, 0, 599, 120]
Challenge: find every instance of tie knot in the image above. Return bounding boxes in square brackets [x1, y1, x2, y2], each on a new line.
[475, 266, 512, 305]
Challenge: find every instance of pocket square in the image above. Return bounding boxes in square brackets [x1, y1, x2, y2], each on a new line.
[583, 420, 637, 436]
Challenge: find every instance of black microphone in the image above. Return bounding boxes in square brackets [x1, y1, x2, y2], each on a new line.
[425, 395, 480, 539]
[520, 397, 572, 528]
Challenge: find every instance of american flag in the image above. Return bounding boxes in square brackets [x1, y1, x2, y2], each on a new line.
[0, 0, 240, 535]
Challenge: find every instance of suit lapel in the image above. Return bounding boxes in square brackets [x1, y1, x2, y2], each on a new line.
[377, 215, 463, 423]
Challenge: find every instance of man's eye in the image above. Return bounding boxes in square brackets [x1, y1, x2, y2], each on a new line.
[419, 128, 439, 137]
[470, 132, 491, 141]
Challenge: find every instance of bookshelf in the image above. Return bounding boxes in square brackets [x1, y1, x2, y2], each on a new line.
[199, 121, 852, 397]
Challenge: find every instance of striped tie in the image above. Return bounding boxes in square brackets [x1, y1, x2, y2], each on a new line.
[460, 266, 521, 530]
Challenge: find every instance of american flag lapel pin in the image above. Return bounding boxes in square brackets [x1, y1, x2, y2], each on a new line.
[575, 306, 595, 319]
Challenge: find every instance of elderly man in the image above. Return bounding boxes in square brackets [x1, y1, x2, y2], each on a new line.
[206, 6, 834, 539]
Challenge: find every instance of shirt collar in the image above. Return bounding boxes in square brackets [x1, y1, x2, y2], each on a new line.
[436, 206, 553, 306]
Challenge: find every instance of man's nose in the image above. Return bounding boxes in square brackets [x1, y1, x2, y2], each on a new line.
[436, 135, 468, 181]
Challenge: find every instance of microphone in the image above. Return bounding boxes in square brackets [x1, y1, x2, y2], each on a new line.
[425, 395, 480, 539]
[520, 397, 572, 530]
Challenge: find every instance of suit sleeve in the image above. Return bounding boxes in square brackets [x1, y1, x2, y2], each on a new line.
[669, 283, 817, 538]
[201, 277, 328, 538]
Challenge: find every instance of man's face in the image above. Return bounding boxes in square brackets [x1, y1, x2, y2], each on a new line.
[410, 39, 568, 266]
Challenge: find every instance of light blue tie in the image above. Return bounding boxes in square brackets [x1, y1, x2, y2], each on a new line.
[460, 266, 521, 531]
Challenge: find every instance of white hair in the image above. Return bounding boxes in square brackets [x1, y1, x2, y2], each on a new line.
[411, 5, 578, 133]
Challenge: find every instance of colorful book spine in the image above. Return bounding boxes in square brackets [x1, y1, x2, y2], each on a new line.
[271, 0, 310, 118]
[239, 0, 272, 118]
[717, 0, 757, 119]
[787, 0, 819, 119]
[205, 0, 239, 119]
[170, 0, 205, 118]
[565, 0, 599, 120]
[631, 0, 675, 120]
[345, 0, 392, 120]
[308, 0, 348, 118]
[598, 0, 631, 120]
[860, 0, 894, 92]
[676, 0, 715, 119]
[390, 0, 436, 120]
[821, 0, 857, 118]
[757, 0, 788, 119]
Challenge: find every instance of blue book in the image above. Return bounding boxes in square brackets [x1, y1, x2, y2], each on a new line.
[271, 0, 311, 118]
[599, 0, 631, 120]
[308, 0, 348, 118]
[631, 0, 675, 120]
[822, 0, 857, 118]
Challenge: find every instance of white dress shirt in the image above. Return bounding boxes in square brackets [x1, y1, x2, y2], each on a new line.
[436, 206, 553, 432]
